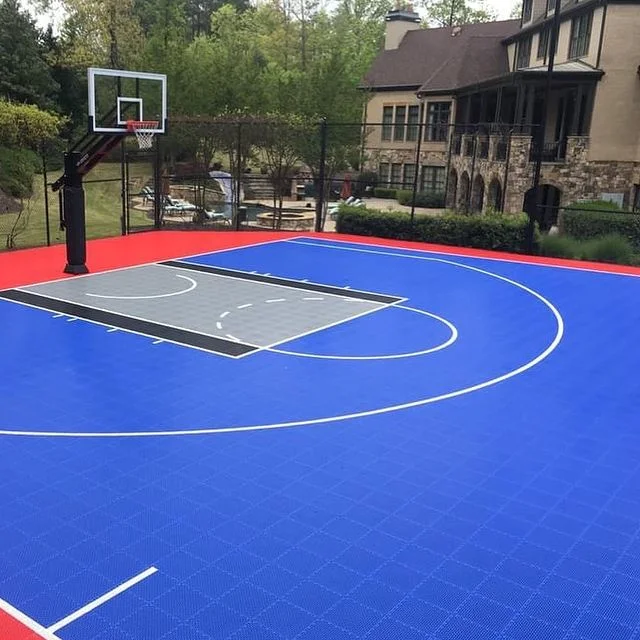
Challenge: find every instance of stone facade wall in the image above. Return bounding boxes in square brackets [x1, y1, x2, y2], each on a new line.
[449, 135, 640, 214]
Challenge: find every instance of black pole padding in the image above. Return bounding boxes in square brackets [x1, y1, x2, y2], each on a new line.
[63, 151, 89, 275]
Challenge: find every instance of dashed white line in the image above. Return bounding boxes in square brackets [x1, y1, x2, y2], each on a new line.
[216, 321, 223, 330]
[303, 297, 324, 301]
[66, 317, 78, 322]
[152, 339, 164, 345]
[226, 334, 240, 342]
[107, 328, 118, 333]
[220, 311, 230, 319]
[266, 298, 286, 303]
[52, 313, 65, 318]
[237, 303, 253, 309]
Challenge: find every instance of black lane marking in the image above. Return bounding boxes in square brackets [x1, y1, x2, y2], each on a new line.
[161, 261, 403, 304]
[0, 289, 257, 357]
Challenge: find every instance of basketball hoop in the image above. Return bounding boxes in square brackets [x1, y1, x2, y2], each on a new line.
[127, 120, 159, 150]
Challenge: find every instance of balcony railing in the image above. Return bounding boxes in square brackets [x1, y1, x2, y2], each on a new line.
[529, 139, 567, 162]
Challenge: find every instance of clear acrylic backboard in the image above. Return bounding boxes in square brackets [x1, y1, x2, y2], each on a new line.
[87, 68, 167, 135]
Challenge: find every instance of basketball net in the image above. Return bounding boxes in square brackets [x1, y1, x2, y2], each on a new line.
[127, 120, 159, 150]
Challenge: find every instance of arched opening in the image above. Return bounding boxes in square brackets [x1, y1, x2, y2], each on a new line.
[459, 172, 470, 213]
[523, 184, 562, 231]
[471, 174, 485, 213]
[488, 178, 503, 212]
[447, 169, 458, 209]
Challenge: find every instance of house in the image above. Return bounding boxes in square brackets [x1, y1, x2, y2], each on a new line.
[360, 1, 640, 224]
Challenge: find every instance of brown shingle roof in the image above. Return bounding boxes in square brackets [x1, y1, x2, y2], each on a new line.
[361, 20, 519, 93]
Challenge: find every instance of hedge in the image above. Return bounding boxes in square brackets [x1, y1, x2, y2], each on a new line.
[559, 202, 640, 249]
[540, 233, 637, 265]
[396, 190, 445, 209]
[336, 206, 538, 253]
[373, 187, 397, 199]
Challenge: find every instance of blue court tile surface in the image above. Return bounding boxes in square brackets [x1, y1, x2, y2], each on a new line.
[1, 236, 640, 639]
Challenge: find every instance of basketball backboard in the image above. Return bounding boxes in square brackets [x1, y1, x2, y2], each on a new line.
[88, 68, 167, 135]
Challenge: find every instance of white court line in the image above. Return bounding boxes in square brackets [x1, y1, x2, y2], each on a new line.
[152, 339, 164, 345]
[2, 296, 257, 360]
[303, 297, 324, 301]
[14, 236, 303, 289]
[107, 328, 118, 332]
[266, 298, 286, 303]
[0, 596, 61, 640]
[66, 317, 77, 322]
[220, 311, 230, 319]
[216, 321, 223, 330]
[162, 262, 404, 304]
[290, 236, 640, 279]
[47, 567, 158, 633]
[85, 274, 197, 300]
[237, 303, 253, 309]
[266, 305, 458, 360]
[226, 334, 240, 342]
[0, 241, 565, 437]
[52, 313, 64, 318]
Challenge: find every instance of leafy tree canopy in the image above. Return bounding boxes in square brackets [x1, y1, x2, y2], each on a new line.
[422, 0, 497, 26]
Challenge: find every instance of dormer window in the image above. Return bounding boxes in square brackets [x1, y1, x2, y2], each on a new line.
[569, 11, 593, 58]
[522, 0, 532, 23]
[547, 0, 557, 13]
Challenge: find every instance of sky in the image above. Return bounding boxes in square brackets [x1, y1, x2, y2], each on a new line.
[26, 0, 517, 34]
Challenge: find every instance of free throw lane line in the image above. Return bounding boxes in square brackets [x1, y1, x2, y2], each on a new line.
[46, 567, 158, 633]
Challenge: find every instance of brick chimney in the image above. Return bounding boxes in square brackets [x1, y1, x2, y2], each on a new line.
[384, 4, 421, 50]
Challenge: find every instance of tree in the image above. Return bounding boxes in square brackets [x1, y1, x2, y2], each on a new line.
[0, 100, 64, 149]
[423, 0, 497, 26]
[510, 0, 522, 18]
[0, 0, 59, 110]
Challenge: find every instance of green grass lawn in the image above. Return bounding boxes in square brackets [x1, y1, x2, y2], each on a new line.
[0, 162, 154, 251]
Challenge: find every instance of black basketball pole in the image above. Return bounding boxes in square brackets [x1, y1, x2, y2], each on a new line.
[63, 151, 89, 274]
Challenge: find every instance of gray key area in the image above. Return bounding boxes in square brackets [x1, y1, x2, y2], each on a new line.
[23, 264, 386, 348]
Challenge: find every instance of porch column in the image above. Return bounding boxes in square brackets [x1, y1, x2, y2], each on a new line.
[524, 85, 536, 133]
[514, 83, 525, 133]
[494, 87, 503, 124]
[570, 84, 585, 135]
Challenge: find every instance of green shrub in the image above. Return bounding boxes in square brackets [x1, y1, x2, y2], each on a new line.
[0, 146, 40, 198]
[336, 206, 538, 253]
[579, 234, 635, 264]
[373, 187, 397, 199]
[539, 234, 581, 259]
[396, 190, 445, 209]
[559, 203, 640, 249]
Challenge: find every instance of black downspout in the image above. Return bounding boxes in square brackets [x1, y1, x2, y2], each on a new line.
[596, 0, 608, 69]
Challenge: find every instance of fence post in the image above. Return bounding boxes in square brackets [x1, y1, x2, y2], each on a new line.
[410, 107, 424, 223]
[125, 152, 131, 233]
[42, 147, 50, 247]
[153, 136, 162, 230]
[234, 122, 242, 231]
[315, 118, 328, 233]
[120, 140, 127, 235]
[443, 123, 454, 210]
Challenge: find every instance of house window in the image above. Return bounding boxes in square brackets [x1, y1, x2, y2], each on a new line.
[522, 0, 532, 22]
[537, 26, 557, 59]
[382, 106, 393, 141]
[633, 185, 640, 212]
[403, 164, 416, 189]
[421, 166, 445, 193]
[547, 0, 556, 13]
[390, 163, 402, 188]
[378, 162, 390, 186]
[406, 105, 420, 142]
[426, 102, 451, 142]
[516, 36, 532, 68]
[394, 106, 407, 142]
[569, 11, 592, 59]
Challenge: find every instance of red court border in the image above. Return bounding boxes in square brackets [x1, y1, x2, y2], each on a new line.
[0, 603, 57, 640]
[1, 230, 639, 290]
